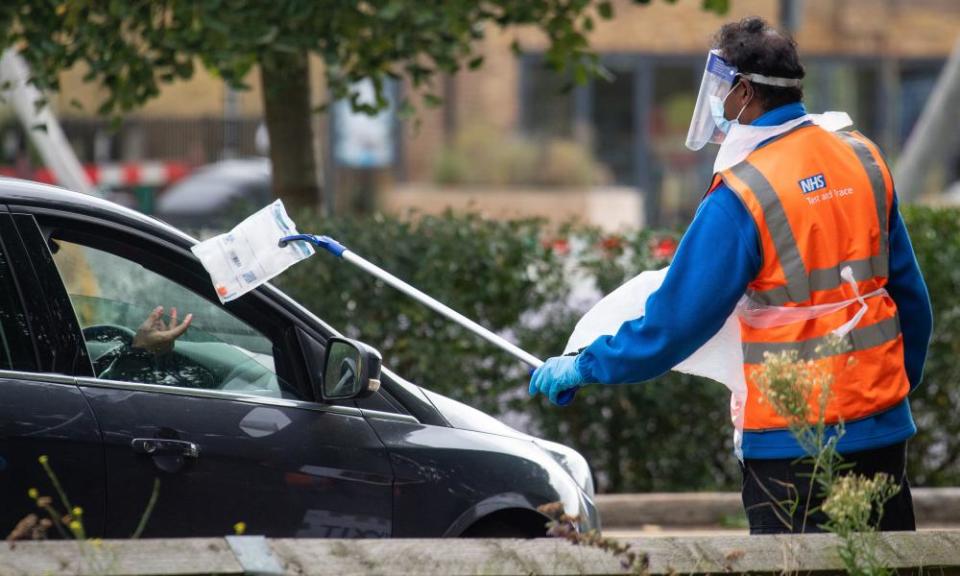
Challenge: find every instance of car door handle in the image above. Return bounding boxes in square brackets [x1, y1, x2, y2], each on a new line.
[131, 438, 200, 459]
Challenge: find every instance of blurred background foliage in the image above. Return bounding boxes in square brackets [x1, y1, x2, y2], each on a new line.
[276, 206, 959, 493]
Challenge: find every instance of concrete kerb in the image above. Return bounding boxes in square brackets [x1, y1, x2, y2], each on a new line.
[596, 487, 960, 528]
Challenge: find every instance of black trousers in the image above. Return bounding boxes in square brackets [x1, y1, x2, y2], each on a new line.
[741, 441, 916, 534]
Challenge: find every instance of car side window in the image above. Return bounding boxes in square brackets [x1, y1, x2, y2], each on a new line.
[0, 242, 37, 372]
[50, 239, 299, 399]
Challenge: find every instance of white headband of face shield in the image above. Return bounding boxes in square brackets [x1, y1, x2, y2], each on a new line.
[685, 50, 804, 151]
[738, 72, 803, 88]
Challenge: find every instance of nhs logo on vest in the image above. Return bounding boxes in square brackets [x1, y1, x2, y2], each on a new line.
[799, 173, 827, 194]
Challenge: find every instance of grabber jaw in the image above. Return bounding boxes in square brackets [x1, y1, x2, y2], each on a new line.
[279, 234, 347, 257]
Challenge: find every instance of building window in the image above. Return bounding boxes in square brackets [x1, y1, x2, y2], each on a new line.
[591, 64, 636, 186]
[899, 61, 944, 144]
[647, 62, 704, 228]
[804, 60, 879, 141]
[521, 57, 574, 139]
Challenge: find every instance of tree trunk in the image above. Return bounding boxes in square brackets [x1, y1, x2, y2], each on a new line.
[259, 51, 321, 213]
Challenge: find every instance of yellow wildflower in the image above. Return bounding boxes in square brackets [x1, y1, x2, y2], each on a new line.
[233, 521, 247, 535]
[823, 473, 900, 533]
[27, 488, 39, 500]
[754, 350, 833, 426]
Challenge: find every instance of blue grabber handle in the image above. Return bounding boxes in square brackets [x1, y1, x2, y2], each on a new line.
[527, 367, 579, 407]
[556, 388, 578, 406]
[278, 234, 347, 257]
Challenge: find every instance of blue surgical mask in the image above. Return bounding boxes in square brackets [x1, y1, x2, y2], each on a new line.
[709, 84, 750, 136]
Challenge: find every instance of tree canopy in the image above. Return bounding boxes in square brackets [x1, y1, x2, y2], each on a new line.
[1, 0, 728, 208]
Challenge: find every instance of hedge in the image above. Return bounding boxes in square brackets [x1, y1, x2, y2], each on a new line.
[274, 206, 959, 493]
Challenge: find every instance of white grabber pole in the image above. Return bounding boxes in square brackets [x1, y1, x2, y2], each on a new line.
[279, 234, 544, 370]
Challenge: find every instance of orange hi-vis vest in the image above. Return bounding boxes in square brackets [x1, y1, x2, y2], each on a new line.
[711, 124, 909, 432]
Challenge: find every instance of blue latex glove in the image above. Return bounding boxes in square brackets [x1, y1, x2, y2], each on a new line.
[528, 355, 587, 406]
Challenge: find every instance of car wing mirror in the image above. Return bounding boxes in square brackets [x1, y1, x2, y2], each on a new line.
[320, 337, 381, 401]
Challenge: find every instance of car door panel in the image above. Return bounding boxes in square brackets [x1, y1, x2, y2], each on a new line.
[79, 384, 393, 537]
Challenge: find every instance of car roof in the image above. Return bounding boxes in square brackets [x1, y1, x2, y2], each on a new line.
[0, 176, 199, 247]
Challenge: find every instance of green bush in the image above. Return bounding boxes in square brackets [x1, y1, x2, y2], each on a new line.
[274, 207, 959, 493]
[900, 206, 960, 486]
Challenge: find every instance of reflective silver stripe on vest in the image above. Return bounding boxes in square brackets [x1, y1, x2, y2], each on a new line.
[742, 314, 900, 365]
[734, 132, 891, 306]
[808, 255, 887, 293]
[730, 162, 810, 304]
[755, 254, 888, 306]
[837, 131, 890, 278]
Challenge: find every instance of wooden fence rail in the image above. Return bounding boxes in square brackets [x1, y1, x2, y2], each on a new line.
[2, 531, 960, 575]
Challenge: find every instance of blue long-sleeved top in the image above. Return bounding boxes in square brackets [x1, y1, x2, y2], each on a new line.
[575, 102, 934, 459]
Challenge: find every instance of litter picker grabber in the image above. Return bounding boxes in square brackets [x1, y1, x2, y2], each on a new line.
[278, 234, 545, 370]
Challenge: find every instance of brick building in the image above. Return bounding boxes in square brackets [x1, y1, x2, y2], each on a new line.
[4, 0, 958, 227]
[418, 0, 960, 227]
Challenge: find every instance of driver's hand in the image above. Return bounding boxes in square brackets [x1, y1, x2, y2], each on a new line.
[132, 306, 193, 355]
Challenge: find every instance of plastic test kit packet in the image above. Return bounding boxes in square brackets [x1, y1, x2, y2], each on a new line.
[192, 200, 315, 303]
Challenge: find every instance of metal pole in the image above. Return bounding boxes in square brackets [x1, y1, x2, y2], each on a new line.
[279, 234, 544, 369]
[896, 38, 960, 202]
[0, 49, 96, 196]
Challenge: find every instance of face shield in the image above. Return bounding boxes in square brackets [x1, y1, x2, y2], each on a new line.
[686, 50, 738, 151]
[685, 50, 804, 151]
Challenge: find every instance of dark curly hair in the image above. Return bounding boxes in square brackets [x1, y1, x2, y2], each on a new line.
[714, 17, 804, 110]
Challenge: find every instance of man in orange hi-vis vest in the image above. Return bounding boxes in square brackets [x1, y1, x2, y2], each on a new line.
[529, 17, 933, 533]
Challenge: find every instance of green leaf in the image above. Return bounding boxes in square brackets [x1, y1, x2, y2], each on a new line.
[381, 1, 403, 20]
[702, 0, 730, 14]
[397, 99, 416, 120]
[597, 1, 614, 19]
[467, 55, 484, 70]
[573, 63, 588, 86]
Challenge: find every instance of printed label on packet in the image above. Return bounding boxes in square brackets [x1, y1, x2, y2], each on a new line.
[191, 200, 315, 303]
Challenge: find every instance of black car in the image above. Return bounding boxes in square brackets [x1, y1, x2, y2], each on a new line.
[0, 177, 598, 539]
